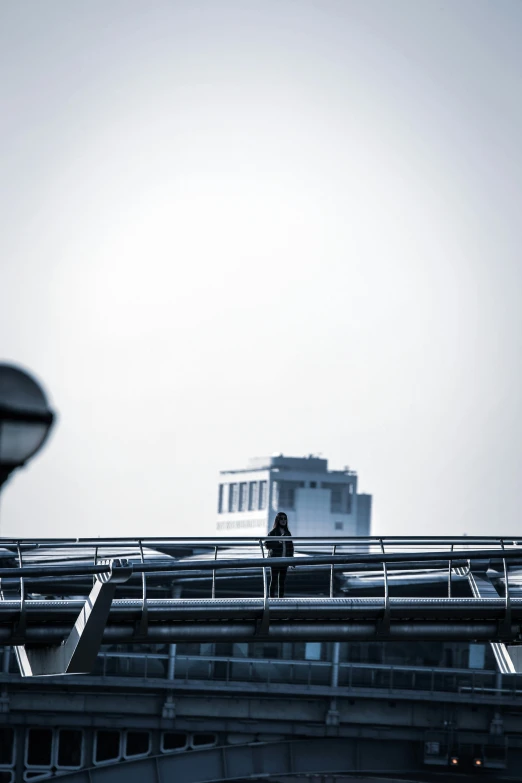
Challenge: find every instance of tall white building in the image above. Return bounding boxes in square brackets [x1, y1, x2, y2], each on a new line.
[216, 454, 372, 537]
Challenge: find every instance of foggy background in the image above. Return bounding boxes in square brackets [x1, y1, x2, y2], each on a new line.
[1, 0, 521, 538]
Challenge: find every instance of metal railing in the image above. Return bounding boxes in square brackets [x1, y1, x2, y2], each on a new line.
[92, 651, 522, 699]
[2, 536, 522, 674]
[1, 535, 520, 595]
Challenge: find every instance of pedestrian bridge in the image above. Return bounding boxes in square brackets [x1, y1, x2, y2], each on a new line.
[0, 535, 521, 676]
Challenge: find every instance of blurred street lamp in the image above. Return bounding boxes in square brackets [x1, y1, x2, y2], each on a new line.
[0, 364, 55, 491]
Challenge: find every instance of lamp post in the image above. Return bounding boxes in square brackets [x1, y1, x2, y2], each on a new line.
[0, 364, 55, 492]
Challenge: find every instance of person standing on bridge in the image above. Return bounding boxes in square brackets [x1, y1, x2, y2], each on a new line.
[265, 512, 294, 598]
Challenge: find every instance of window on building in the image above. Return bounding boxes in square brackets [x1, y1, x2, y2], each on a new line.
[238, 482, 247, 512]
[305, 642, 322, 660]
[228, 483, 238, 513]
[310, 481, 316, 488]
[0, 728, 14, 765]
[335, 522, 343, 530]
[248, 481, 258, 511]
[218, 484, 226, 514]
[258, 481, 267, 510]
[57, 729, 83, 768]
[26, 729, 53, 767]
[347, 484, 354, 514]
[331, 488, 343, 513]
[278, 482, 296, 509]
[271, 481, 279, 510]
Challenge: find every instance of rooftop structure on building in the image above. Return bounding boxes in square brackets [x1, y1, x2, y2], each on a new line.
[216, 453, 372, 537]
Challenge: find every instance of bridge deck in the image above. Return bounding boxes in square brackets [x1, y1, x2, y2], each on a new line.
[2, 536, 522, 672]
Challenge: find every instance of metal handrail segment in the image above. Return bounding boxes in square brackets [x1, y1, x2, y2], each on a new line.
[0, 549, 521, 581]
[1, 535, 519, 545]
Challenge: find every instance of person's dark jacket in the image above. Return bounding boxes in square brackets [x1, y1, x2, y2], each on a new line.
[265, 528, 294, 559]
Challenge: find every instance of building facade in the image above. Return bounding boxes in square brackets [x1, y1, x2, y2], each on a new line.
[216, 454, 372, 537]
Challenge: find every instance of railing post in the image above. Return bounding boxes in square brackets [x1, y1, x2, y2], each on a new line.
[331, 642, 340, 690]
[379, 539, 390, 633]
[330, 545, 336, 598]
[138, 540, 148, 637]
[258, 539, 270, 634]
[503, 557, 512, 636]
[168, 585, 181, 680]
[212, 545, 218, 599]
[167, 645, 177, 680]
[448, 543, 454, 598]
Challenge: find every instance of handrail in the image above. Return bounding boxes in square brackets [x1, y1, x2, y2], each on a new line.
[1, 547, 521, 582]
[92, 651, 522, 699]
[98, 651, 496, 676]
[1, 535, 521, 548]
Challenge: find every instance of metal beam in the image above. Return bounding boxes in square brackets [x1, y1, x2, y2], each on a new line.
[1, 596, 522, 622]
[2, 619, 522, 646]
[468, 570, 522, 674]
[14, 559, 132, 676]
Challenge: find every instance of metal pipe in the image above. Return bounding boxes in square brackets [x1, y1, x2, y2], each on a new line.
[1, 559, 510, 588]
[2, 548, 522, 580]
[167, 644, 176, 680]
[331, 641, 340, 689]
[0, 620, 520, 645]
[330, 545, 336, 598]
[167, 585, 181, 679]
[1, 535, 519, 546]
[1, 596, 522, 621]
[211, 545, 218, 599]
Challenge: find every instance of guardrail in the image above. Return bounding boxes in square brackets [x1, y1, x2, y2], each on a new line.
[92, 652, 522, 699]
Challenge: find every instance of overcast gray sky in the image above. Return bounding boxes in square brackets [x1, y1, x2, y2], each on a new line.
[1, 0, 521, 538]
